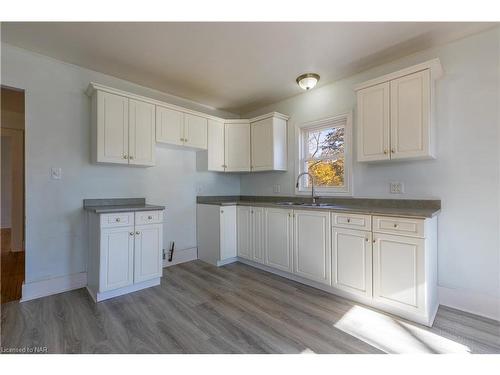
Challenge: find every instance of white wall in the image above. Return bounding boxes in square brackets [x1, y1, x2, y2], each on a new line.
[242, 28, 500, 302]
[1, 137, 12, 228]
[1, 43, 240, 284]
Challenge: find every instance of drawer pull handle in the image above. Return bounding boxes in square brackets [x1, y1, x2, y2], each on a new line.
[136, 231, 140, 235]
[115, 218, 121, 222]
[365, 238, 369, 242]
[394, 224, 399, 228]
[148, 215, 153, 220]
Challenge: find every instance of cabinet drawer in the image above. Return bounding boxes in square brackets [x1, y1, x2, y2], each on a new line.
[332, 212, 371, 231]
[100, 212, 134, 228]
[373, 216, 424, 238]
[135, 210, 163, 225]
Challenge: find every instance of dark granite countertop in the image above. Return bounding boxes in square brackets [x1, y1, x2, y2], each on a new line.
[83, 198, 165, 214]
[197, 195, 440, 219]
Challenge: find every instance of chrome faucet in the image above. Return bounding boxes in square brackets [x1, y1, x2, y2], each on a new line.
[296, 172, 318, 204]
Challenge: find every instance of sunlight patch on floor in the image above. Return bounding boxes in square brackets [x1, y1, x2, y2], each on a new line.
[333, 305, 471, 354]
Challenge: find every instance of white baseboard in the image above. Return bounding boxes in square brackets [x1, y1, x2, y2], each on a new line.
[439, 286, 500, 322]
[21, 272, 87, 302]
[163, 246, 197, 268]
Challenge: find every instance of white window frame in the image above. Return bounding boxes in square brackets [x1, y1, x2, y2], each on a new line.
[295, 112, 353, 196]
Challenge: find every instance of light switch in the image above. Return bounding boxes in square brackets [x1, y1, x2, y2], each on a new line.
[51, 167, 62, 180]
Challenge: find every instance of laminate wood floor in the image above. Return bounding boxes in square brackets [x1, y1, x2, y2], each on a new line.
[1, 228, 25, 304]
[1, 260, 499, 354]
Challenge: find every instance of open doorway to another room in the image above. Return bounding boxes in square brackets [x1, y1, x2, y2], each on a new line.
[1, 86, 25, 303]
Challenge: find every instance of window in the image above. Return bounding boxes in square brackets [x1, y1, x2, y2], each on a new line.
[296, 113, 352, 195]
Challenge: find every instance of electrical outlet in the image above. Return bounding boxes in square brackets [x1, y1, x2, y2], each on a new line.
[390, 181, 404, 194]
[51, 167, 62, 180]
[273, 184, 281, 194]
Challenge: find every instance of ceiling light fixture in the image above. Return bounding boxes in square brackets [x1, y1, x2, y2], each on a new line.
[296, 73, 320, 90]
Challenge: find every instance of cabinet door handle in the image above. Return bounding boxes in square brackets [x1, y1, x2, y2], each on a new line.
[391, 148, 395, 153]
[365, 238, 369, 242]
[136, 231, 140, 235]
[129, 232, 134, 236]
[372, 239, 376, 243]
[115, 218, 121, 222]
[123, 155, 128, 159]
[185, 138, 188, 142]
[129, 156, 134, 160]
[347, 218, 351, 223]
[383, 149, 388, 155]
[221, 210, 224, 214]
[394, 223, 399, 228]
[148, 215, 153, 220]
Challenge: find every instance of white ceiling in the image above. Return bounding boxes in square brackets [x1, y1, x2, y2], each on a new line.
[1, 22, 496, 114]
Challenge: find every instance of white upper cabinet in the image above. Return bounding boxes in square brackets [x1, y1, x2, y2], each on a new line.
[250, 114, 288, 171]
[207, 119, 225, 171]
[224, 121, 251, 172]
[357, 82, 390, 162]
[156, 106, 184, 146]
[355, 59, 442, 162]
[129, 99, 156, 166]
[184, 113, 208, 149]
[390, 70, 431, 160]
[156, 107, 208, 150]
[95, 91, 129, 164]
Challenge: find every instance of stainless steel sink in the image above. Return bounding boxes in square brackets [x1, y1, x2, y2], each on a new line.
[275, 202, 297, 206]
[275, 202, 335, 208]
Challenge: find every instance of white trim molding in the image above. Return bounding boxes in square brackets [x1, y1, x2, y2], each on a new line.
[21, 272, 88, 302]
[439, 286, 500, 322]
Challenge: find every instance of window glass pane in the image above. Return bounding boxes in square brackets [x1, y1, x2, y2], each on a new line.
[306, 157, 345, 187]
[306, 126, 344, 160]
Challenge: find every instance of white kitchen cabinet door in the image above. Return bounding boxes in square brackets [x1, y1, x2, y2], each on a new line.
[251, 117, 273, 171]
[128, 99, 155, 166]
[224, 122, 250, 172]
[332, 228, 372, 297]
[133, 223, 163, 283]
[184, 113, 208, 149]
[373, 233, 425, 312]
[156, 106, 184, 146]
[100, 226, 135, 292]
[357, 82, 390, 162]
[252, 207, 265, 264]
[237, 206, 252, 260]
[207, 119, 225, 171]
[220, 206, 237, 261]
[264, 208, 293, 273]
[97, 91, 129, 164]
[390, 70, 431, 160]
[293, 210, 331, 285]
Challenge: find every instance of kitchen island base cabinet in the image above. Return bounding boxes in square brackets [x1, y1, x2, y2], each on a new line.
[197, 204, 237, 267]
[87, 210, 164, 302]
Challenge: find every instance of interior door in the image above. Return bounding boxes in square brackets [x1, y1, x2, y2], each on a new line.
[252, 207, 265, 264]
[184, 113, 208, 149]
[357, 82, 390, 162]
[100, 226, 134, 292]
[224, 122, 250, 172]
[251, 118, 273, 171]
[155, 106, 184, 146]
[373, 232, 425, 312]
[332, 227, 372, 297]
[293, 210, 331, 285]
[264, 207, 293, 273]
[97, 91, 129, 164]
[390, 70, 431, 160]
[134, 223, 163, 283]
[237, 206, 252, 260]
[129, 99, 155, 166]
[207, 119, 225, 171]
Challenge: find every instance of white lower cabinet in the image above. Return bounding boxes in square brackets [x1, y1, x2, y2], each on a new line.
[372, 232, 425, 312]
[87, 210, 164, 302]
[264, 208, 293, 273]
[332, 227, 372, 297]
[293, 210, 331, 285]
[237, 206, 252, 260]
[197, 204, 237, 266]
[252, 207, 265, 263]
[100, 226, 135, 292]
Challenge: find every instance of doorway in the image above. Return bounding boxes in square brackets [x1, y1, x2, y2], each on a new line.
[1, 86, 25, 303]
